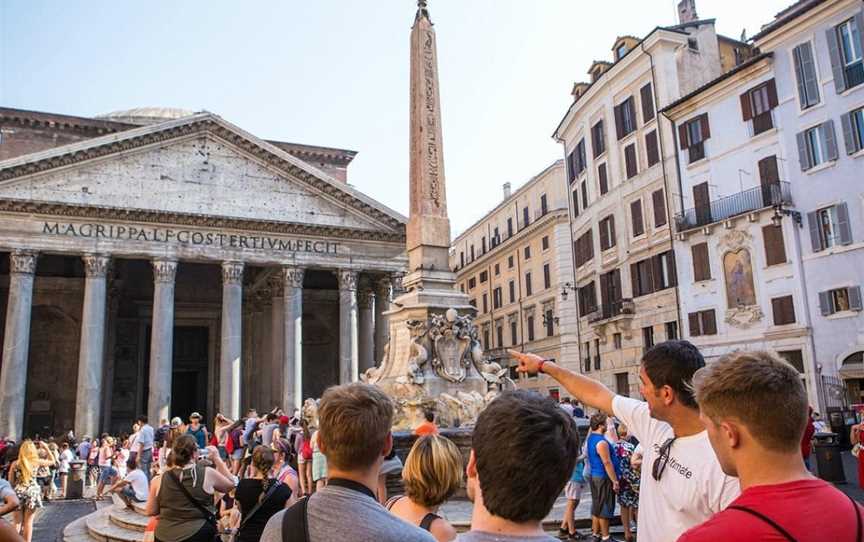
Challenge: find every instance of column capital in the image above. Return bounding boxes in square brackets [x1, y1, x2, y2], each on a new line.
[358, 288, 374, 309]
[282, 266, 305, 289]
[151, 259, 178, 283]
[375, 275, 392, 295]
[337, 269, 358, 292]
[9, 251, 37, 275]
[221, 261, 245, 285]
[82, 254, 111, 278]
[268, 272, 285, 297]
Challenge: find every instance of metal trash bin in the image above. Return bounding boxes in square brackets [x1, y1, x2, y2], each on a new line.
[66, 460, 85, 499]
[813, 432, 846, 483]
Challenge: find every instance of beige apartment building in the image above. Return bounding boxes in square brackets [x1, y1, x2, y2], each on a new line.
[450, 161, 578, 396]
[552, 1, 753, 397]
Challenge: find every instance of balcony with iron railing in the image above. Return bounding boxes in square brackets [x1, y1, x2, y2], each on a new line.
[675, 181, 791, 232]
[587, 299, 635, 323]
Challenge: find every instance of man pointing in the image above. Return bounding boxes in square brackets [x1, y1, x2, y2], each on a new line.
[510, 341, 739, 542]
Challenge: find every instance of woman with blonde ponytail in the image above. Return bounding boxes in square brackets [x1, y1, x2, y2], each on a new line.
[9, 440, 56, 542]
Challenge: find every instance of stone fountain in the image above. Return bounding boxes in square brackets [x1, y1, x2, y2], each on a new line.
[362, 1, 511, 441]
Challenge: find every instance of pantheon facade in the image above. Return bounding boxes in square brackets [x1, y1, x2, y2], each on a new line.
[0, 107, 407, 439]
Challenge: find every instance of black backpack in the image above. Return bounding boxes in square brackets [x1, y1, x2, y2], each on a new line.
[280, 496, 310, 542]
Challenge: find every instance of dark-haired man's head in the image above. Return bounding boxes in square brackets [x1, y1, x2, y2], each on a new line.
[136, 415, 148, 425]
[424, 410, 435, 423]
[589, 412, 607, 432]
[639, 340, 705, 421]
[693, 350, 808, 477]
[318, 383, 394, 474]
[467, 390, 578, 526]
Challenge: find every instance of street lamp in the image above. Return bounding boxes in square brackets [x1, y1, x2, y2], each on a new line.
[561, 282, 574, 301]
[771, 204, 803, 228]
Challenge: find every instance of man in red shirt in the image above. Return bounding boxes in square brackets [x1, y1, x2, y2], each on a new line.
[413, 410, 439, 437]
[678, 351, 863, 542]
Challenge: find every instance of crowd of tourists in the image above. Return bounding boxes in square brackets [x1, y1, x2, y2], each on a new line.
[0, 340, 863, 542]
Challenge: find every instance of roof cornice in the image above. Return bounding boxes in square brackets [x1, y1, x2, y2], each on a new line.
[0, 112, 406, 233]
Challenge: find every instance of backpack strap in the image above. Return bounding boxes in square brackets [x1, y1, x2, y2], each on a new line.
[728, 505, 796, 542]
[281, 495, 310, 542]
[419, 512, 440, 532]
[238, 480, 283, 533]
[384, 495, 402, 511]
[166, 470, 218, 527]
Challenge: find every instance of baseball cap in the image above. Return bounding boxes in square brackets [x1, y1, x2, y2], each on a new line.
[189, 412, 202, 420]
[170, 417, 182, 428]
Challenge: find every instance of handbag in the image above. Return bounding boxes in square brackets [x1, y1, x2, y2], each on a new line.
[167, 470, 221, 541]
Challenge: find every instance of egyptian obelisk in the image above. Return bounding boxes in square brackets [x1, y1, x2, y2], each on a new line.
[366, 1, 491, 427]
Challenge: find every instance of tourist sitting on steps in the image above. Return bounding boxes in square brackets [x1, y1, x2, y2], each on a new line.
[145, 435, 236, 542]
[386, 434, 461, 542]
[108, 458, 150, 508]
[457, 389, 579, 542]
[260, 382, 436, 542]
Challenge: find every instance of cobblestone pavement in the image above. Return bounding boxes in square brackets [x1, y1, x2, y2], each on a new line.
[33, 500, 95, 542]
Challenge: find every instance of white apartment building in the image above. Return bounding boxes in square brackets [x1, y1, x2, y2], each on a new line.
[450, 161, 578, 395]
[751, 0, 864, 408]
[552, 2, 751, 396]
[661, 52, 820, 407]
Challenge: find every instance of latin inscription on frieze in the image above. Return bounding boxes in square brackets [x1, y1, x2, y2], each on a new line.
[42, 222, 339, 254]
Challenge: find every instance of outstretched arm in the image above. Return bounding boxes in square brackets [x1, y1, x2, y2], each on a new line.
[509, 349, 615, 415]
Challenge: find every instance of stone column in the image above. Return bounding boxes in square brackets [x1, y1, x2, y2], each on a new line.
[148, 259, 177, 425]
[283, 266, 304, 410]
[374, 276, 391, 363]
[74, 254, 110, 438]
[269, 275, 285, 410]
[220, 261, 244, 419]
[0, 251, 37, 441]
[337, 270, 359, 384]
[358, 282, 375, 376]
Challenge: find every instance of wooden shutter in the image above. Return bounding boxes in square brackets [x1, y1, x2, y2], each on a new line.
[819, 290, 833, 315]
[614, 103, 625, 140]
[592, 120, 605, 158]
[598, 163, 608, 195]
[608, 216, 616, 247]
[826, 25, 847, 93]
[823, 120, 838, 161]
[800, 42, 820, 107]
[762, 225, 787, 266]
[758, 155, 780, 183]
[807, 211, 823, 252]
[600, 271, 611, 308]
[772, 296, 796, 325]
[625, 144, 638, 179]
[699, 113, 711, 140]
[793, 44, 809, 107]
[631, 199, 644, 236]
[836, 202, 853, 245]
[702, 310, 717, 335]
[631, 263, 641, 297]
[587, 229, 594, 261]
[841, 112, 858, 155]
[627, 98, 638, 132]
[688, 312, 701, 337]
[796, 131, 812, 171]
[766, 79, 779, 109]
[646, 130, 659, 166]
[849, 286, 863, 311]
[667, 251, 678, 287]
[641, 83, 655, 123]
[740, 91, 754, 121]
[693, 182, 711, 225]
[692, 243, 710, 281]
[653, 189, 667, 227]
[651, 254, 664, 291]
[599, 218, 610, 250]
[678, 123, 690, 149]
[612, 269, 622, 302]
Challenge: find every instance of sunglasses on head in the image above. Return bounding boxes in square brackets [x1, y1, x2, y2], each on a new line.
[652, 436, 677, 481]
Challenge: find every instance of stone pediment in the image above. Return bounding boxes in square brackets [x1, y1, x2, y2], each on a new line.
[0, 113, 406, 239]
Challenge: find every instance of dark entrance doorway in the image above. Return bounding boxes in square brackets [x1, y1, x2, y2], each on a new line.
[171, 326, 209, 422]
[142, 325, 210, 423]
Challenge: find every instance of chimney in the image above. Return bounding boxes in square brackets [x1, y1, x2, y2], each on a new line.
[677, 0, 698, 24]
[503, 182, 512, 200]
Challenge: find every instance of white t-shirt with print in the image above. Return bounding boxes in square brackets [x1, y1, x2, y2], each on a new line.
[612, 396, 740, 542]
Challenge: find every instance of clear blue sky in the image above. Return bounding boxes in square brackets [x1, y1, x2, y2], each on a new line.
[1, 0, 791, 234]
